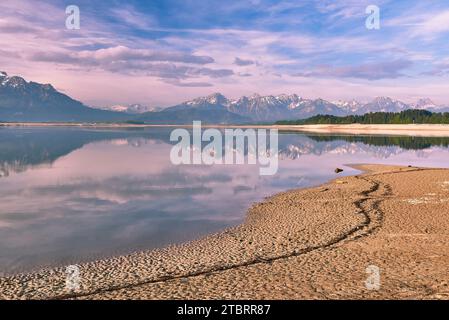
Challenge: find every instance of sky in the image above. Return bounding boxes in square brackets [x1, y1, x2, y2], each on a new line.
[1, 0, 449, 108]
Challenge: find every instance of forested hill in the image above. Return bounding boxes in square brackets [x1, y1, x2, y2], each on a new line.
[276, 110, 449, 125]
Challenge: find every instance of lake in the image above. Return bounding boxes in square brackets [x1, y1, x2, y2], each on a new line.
[1, 127, 449, 275]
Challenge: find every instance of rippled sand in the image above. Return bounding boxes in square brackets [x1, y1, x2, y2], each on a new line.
[2, 164, 449, 300]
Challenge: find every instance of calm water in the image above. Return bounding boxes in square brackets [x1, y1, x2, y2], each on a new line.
[2, 127, 449, 274]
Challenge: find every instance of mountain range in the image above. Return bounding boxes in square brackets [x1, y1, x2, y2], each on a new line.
[174, 93, 449, 122]
[99, 104, 162, 114]
[1, 72, 448, 123]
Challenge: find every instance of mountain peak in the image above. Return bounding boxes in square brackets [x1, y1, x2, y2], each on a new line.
[0, 72, 133, 122]
[206, 92, 227, 104]
[332, 99, 363, 112]
[276, 93, 300, 100]
[250, 93, 261, 99]
[370, 96, 404, 107]
[207, 92, 225, 98]
[373, 96, 393, 103]
[2, 76, 27, 88]
[177, 92, 229, 110]
[101, 104, 160, 114]
[0, 71, 7, 77]
[333, 99, 361, 105]
[357, 96, 408, 114]
[41, 83, 56, 91]
[415, 98, 436, 108]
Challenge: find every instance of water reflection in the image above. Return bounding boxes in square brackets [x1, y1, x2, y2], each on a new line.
[306, 134, 449, 150]
[1, 127, 449, 274]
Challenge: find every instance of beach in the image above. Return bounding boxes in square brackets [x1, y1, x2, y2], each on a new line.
[272, 124, 449, 137]
[1, 164, 449, 299]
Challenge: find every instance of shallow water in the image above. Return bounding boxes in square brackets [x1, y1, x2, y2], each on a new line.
[1, 127, 449, 274]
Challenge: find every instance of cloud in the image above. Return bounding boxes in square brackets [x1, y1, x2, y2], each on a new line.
[421, 63, 449, 77]
[412, 10, 449, 37]
[109, 5, 157, 30]
[30, 47, 234, 79]
[163, 80, 214, 87]
[31, 46, 214, 65]
[0, 21, 38, 34]
[103, 61, 233, 79]
[293, 59, 413, 80]
[192, 68, 234, 78]
[29, 46, 234, 80]
[234, 57, 255, 66]
[315, 0, 374, 19]
[1, 0, 449, 106]
[386, 8, 449, 39]
[0, 49, 20, 58]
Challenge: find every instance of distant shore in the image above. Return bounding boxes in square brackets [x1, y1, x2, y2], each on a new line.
[3, 122, 449, 137]
[272, 123, 449, 137]
[2, 164, 449, 299]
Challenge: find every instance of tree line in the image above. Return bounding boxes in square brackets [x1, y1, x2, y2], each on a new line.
[276, 109, 449, 125]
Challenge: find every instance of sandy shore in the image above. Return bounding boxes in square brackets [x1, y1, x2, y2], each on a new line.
[272, 124, 449, 137]
[2, 164, 449, 300]
[3, 122, 449, 137]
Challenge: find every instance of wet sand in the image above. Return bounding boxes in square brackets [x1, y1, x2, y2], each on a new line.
[2, 164, 449, 299]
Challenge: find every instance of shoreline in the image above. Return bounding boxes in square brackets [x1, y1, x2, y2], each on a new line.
[2, 164, 449, 299]
[3, 122, 449, 137]
[273, 124, 449, 137]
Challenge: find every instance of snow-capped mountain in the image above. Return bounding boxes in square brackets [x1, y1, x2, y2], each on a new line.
[292, 98, 347, 119]
[0, 73, 246, 123]
[188, 92, 229, 106]
[412, 98, 449, 112]
[102, 104, 161, 114]
[227, 94, 298, 121]
[277, 94, 303, 110]
[169, 93, 347, 121]
[332, 99, 363, 113]
[230, 94, 347, 120]
[0, 72, 129, 122]
[413, 98, 437, 109]
[2, 71, 449, 124]
[162, 92, 449, 122]
[356, 97, 409, 114]
[166, 92, 229, 112]
[1, 71, 31, 89]
[136, 93, 249, 124]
